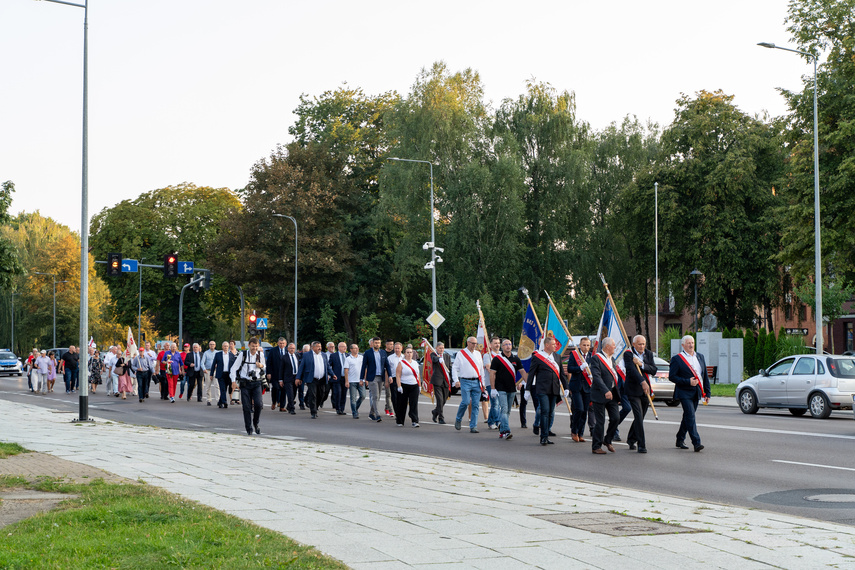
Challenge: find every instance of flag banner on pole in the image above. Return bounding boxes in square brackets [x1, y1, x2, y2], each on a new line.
[476, 301, 488, 356]
[543, 300, 570, 356]
[594, 296, 628, 357]
[126, 327, 139, 359]
[519, 296, 543, 373]
[419, 338, 436, 401]
[88, 336, 96, 349]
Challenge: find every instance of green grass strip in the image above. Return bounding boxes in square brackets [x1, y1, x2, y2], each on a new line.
[0, 443, 29, 459]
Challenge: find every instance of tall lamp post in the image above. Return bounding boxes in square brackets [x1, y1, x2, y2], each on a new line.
[690, 269, 702, 332]
[387, 157, 440, 346]
[654, 181, 659, 354]
[272, 213, 298, 347]
[33, 272, 68, 347]
[37, 0, 90, 421]
[758, 41, 823, 352]
[10, 292, 20, 354]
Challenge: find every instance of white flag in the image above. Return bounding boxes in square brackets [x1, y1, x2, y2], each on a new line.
[126, 327, 139, 359]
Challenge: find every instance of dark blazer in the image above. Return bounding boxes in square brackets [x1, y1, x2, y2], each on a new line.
[669, 351, 710, 400]
[622, 348, 658, 397]
[528, 352, 567, 396]
[211, 351, 237, 381]
[567, 350, 593, 394]
[266, 347, 293, 382]
[360, 349, 389, 382]
[296, 350, 333, 385]
[430, 352, 452, 387]
[328, 351, 347, 382]
[590, 352, 620, 404]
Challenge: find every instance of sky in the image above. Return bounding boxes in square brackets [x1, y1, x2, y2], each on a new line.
[1, 0, 812, 235]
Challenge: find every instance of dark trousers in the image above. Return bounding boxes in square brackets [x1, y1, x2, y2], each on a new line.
[519, 385, 528, 427]
[389, 378, 398, 411]
[186, 370, 203, 401]
[270, 378, 283, 409]
[329, 381, 345, 412]
[240, 381, 263, 433]
[616, 384, 631, 435]
[626, 395, 649, 448]
[432, 383, 449, 421]
[394, 383, 420, 424]
[159, 372, 169, 399]
[281, 380, 297, 411]
[592, 398, 620, 450]
[319, 380, 331, 407]
[304, 380, 324, 414]
[137, 370, 152, 400]
[676, 396, 701, 446]
[64, 369, 73, 392]
[70, 368, 79, 390]
[570, 390, 590, 436]
[296, 380, 305, 407]
[217, 376, 229, 407]
[536, 394, 557, 442]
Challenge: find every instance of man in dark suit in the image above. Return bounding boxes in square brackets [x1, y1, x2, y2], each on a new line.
[567, 337, 593, 443]
[210, 341, 236, 408]
[590, 337, 621, 454]
[296, 341, 334, 418]
[528, 334, 568, 446]
[359, 336, 389, 422]
[430, 343, 453, 424]
[622, 335, 658, 454]
[669, 335, 710, 452]
[265, 338, 290, 412]
[278, 342, 300, 413]
[328, 342, 348, 415]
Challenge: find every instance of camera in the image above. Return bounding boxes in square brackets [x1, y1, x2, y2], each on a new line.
[247, 369, 259, 381]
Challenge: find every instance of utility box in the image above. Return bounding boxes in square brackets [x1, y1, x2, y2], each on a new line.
[696, 332, 722, 370]
[716, 338, 744, 384]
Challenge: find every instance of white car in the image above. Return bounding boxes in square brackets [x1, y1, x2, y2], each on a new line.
[737, 354, 855, 418]
[0, 350, 23, 376]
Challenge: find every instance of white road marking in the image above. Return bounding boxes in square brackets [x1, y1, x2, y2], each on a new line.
[772, 460, 855, 472]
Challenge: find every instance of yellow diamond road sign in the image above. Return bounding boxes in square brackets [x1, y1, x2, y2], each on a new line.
[426, 311, 445, 329]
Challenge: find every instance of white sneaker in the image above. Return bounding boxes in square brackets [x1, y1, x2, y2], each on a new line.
[412, 422, 420, 428]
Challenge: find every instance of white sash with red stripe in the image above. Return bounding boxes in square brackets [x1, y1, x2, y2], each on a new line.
[459, 349, 485, 391]
[572, 350, 592, 386]
[401, 359, 419, 381]
[437, 358, 450, 389]
[677, 352, 707, 398]
[497, 354, 516, 378]
[595, 353, 617, 384]
[533, 350, 560, 377]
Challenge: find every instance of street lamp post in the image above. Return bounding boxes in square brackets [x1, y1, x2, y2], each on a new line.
[34, 272, 67, 347]
[655, 181, 659, 354]
[758, 41, 823, 352]
[272, 214, 298, 347]
[10, 292, 20, 354]
[37, 0, 90, 421]
[690, 269, 702, 332]
[387, 157, 440, 346]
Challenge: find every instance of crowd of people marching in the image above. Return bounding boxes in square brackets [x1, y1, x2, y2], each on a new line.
[19, 331, 711, 450]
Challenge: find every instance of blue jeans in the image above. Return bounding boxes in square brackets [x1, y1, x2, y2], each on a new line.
[64, 369, 72, 392]
[676, 396, 701, 446]
[487, 393, 501, 426]
[533, 395, 555, 431]
[456, 378, 481, 430]
[349, 383, 365, 416]
[497, 391, 515, 433]
[537, 394, 557, 440]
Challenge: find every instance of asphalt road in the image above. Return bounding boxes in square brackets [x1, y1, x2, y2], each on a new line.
[3, 374, 855, 526]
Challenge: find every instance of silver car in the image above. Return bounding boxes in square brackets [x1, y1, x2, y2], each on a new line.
[737, 354, 855, 418]
[650, 355, 678, 406]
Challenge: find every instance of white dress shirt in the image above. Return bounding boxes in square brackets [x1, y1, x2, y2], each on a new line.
[452, 348, 483, 384]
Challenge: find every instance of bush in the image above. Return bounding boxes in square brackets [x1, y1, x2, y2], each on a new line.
[744, 330, 756, 373]
[755, 328, 767, 371]
[658, 327, 683, 360]
[764, 331, 777, 368]
[777, 334, 811, 359]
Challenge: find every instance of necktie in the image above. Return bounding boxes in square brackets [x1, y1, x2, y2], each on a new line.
[291, 354, 296, 372]
[281, 348, 284, 356]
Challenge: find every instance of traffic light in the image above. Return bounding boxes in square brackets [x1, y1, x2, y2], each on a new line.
[249, 310, 257, 334]
[163, 253, 178, 278]
[202, 269, 212, 290]
[107, 253, 122, 277]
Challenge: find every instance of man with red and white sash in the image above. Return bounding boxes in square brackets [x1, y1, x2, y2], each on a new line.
[429, 343, 452, 424]
[623, 335, 658, 454]
[489, 339, 527, 440]
[589, 337, 621, 454]
[483, 337, 502, 430]
[453, 337, 488, 433]
[567, 337, 593, 443]
[669, 335, 710, 452]
[527, 334, 568, 446]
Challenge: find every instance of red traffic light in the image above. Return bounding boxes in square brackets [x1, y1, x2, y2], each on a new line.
[249, 313, 257, 324]
[168, 256, 176, 263]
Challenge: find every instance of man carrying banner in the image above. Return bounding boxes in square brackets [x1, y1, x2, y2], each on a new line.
[528, 333, 567, 446]
[453, 337, 486, 433]
[623, 335, 657, 453]
[483, 337, 501, 430]
[490, 338, 526, 440]
[669, 335, 710, 452]
[429, 342, 452, 424]
[567, 337, 593, 442]
[590, 337, 621, 454]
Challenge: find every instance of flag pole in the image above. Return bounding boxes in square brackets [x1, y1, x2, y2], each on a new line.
[521, 288, 543, 337]
[599, 274, 658, 420]
[541, 290, 572, 419]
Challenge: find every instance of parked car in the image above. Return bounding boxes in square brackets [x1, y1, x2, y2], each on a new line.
[737, 354, 855, 418]
[0, 350, 23, 376]
[47, 347, 70, 361]
[650, 355, 679, 406]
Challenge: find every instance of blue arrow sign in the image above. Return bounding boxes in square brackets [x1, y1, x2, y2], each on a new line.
[121, 259, 139, 273]
[178, 261, 194, 275]
[256, 318, 268, 330]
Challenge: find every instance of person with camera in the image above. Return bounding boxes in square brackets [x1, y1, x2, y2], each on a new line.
[229, 337, 268, 435]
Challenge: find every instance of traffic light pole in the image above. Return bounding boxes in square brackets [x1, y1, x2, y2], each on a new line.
[178, 275, 205, 346]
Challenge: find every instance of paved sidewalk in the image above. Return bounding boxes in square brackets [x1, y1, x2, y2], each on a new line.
[1, 400, 854, 569]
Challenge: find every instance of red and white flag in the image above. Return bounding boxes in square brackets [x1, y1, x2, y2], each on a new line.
[126, 327, 139, 359]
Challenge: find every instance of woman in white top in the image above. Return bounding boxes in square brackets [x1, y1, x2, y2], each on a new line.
[394, 345, 421, 427]
[344, 344, 365, 418]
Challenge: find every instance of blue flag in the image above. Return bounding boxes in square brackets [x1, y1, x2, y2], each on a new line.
[519, 300, 542, 373]
[544, 302, 570, 356]
[595, 296, 628, 357]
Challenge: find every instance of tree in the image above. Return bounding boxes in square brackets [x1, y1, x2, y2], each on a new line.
[779, 0, 855, 285]
[652, 91, 786, 328]
[0, 181, 24, 290]
[755, 328, 767, 371]
[794, 280, 854, 353]
[744, 330, 756, 374]
[765, 328, 778, 368]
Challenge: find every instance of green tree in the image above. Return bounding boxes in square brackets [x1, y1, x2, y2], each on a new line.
[755, 328, 767, 371]
[764, 330, 778, 368]
[744, 330, 756, 374]
[794, 281, 854, 353]
[0, 181, 24, 291]
[651, 91, 785, 329]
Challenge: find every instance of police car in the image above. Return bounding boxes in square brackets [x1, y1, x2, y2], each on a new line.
[0, 350, 23, 376]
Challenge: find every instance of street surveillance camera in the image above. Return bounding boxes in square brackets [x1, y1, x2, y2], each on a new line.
[435, 256, 443, 264]
[424, 261, 434, 270]
[434, 247, 444, 253]
[423, 242, 434, 250]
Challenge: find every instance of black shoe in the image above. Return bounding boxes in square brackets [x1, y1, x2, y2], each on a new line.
[548, 431, 556, 437]
[521, 424, 527, 429]
[470, 428, 479, 433]
[628, 443, 637, 450]
[546, 439, 554, 444]
[438, 419, 446, 425]
[375, 416, 382, 422]
[299, 404, 305, 410]
[289, 410, 296, 415]
[207, 402, 212, 406]
[217, 403, 223, 408]
[246, 429, 252, 436]
[694, 445, 704, 452]
[533, 426, 540, 435]
[638, 447, 648, 453]
[432, 411, 438, 423]
[254, 425, 261, 435]
[224, 404, 228, 409]
[540, 440, 548, 446]
[613, 435, 622, 442]
[369, 413, 376, 421]
[676, 439, 688, 449]
[311, 413, 318, 419]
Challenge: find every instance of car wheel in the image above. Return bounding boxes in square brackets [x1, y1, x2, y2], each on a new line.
[738, 389, 758, 414]
[665, 399, 680, 407]
[788, 408, 807, 417]
[808, 392, 832, 419]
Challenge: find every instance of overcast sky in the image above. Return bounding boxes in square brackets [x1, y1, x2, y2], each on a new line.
[2, 0, 809, 234]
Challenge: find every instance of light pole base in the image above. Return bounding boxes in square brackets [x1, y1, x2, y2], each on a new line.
[74, 395, 93, 423]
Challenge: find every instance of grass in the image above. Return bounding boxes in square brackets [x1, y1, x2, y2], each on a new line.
[0, 476, 346, 570]
[0, 442, 29, 459]
[710, 383, 737, 397]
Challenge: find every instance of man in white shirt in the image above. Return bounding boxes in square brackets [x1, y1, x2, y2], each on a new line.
[229, 337, 267, 435]
[453, 337, 486, 433]
[345, 343, 365, 418]
[201, 340, 218, 406]
[483, 337, 501, 430]
[669, 335, 710, 452]
[385, 342, 403, 418]
[185, 343, 205, 402]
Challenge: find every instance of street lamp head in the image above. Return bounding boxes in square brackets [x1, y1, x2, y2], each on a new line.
[690, 269, 703, 277]
[387, 157, 401, 161]
[757, 42, 776, 49]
